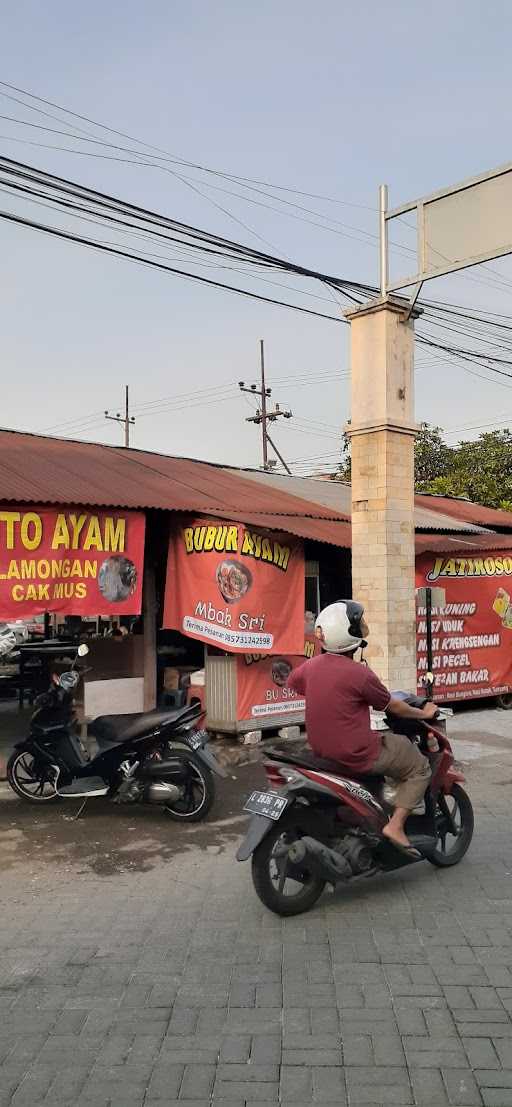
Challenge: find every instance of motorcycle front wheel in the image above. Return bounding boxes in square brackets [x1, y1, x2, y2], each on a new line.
[428, 784, 474, 867]
[164, 754, 215, 822]
[7, 750, 58, 803]
[251, 811, 326, 917]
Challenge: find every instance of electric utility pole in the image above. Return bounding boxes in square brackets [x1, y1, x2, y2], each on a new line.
[239, 340, 293, 473]
[105, 385, 135, 447]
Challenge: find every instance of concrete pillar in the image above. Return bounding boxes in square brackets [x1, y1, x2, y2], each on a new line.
[345, 296, 421, 692]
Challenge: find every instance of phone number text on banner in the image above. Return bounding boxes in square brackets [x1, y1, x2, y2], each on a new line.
[0, 507, 145, 617]
[164, 517, 305, 654]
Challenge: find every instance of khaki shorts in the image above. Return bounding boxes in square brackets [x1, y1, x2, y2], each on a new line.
[370, 731, 431, 811]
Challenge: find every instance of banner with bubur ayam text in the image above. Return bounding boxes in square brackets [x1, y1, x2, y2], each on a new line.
[416, 550, 512, 701]
[164, 517, 304, 654]
[0, 507, 145, 618]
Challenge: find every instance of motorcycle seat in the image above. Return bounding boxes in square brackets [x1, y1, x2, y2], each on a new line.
[266, 744, 385, 783]
[89, 704, 200, 746]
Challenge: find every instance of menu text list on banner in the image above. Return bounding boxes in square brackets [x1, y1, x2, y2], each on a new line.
[416, 550, 512, 700]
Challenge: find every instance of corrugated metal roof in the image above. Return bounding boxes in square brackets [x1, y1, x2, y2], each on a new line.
[0, 428, 349, 523]
[224, 467, 487, 533]
[230, 470, 351, 518]
[413, 502, 485, 532]
[415, 533, 512, 554]
[0, 428, 506, 553]
[211, 511, 353, 548]
[416, 493, 512, 530]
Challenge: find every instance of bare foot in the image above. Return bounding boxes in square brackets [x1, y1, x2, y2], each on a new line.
[382, 824, 412, 849]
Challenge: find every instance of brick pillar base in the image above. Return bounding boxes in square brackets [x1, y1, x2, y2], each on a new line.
[351, 428, 416, 691]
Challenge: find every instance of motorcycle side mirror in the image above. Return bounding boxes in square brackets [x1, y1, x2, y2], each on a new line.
[77, 644, 89, 657]
[59, 670, 80, 692]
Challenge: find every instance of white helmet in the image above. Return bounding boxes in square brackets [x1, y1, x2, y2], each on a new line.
[315, 600, 367, 654]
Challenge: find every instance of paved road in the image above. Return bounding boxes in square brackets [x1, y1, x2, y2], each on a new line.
[0, 712, 512, 1106]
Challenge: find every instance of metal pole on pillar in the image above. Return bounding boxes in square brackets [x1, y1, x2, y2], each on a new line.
[379, 184, 389, 297]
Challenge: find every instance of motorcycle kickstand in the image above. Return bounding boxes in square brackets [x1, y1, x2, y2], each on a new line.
[72, 798, 89, 821]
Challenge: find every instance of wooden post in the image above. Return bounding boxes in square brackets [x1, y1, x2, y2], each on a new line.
[143, 557, 157, 711]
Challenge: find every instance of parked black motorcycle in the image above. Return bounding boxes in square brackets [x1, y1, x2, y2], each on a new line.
[7, 646, 226, 820]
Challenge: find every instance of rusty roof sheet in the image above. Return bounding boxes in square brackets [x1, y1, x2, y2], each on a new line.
[222, 518, 509, 553]
[415, 532, 512, 555]
[211, 511, 353, 547]
[0, 428, 349, 522]
[227, 519, 512, 553]
[0, 428, 508, 552]
[415, 493, 512, 530]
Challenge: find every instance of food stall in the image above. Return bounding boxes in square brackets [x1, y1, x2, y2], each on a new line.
[203, 634, 321, 735]
[163, 516, 324, 735]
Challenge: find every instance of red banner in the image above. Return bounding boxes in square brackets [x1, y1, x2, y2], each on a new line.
[0, 507, 145, 618]
[236, 634, 321, 720]
[416, 551, 512, 701]
[164, 517, 304, 654]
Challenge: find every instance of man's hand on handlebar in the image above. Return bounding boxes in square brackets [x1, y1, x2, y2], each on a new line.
[387, 696, 439, 722]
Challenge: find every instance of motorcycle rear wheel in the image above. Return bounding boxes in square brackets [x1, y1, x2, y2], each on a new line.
[427, 784, 474, 867]
[164, 754, 215, 822]
[251, 811, 326, 916]
[7, 751, 58, 803]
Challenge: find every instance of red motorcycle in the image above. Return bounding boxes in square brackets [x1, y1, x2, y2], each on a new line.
[237, 699, 473, 916]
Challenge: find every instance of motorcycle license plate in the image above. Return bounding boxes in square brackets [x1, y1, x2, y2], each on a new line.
[186, 729, 208, 750]
[244, 790, 288, 820]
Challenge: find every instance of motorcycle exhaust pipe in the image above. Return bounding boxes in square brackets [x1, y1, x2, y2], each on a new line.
[288, 836, 352, 883]
[147, 781, 181, 804]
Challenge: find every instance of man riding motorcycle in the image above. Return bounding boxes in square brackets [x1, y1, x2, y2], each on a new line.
[287, 600, 437, 856]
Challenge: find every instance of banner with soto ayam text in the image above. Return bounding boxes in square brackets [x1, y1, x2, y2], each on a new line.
[164, 517, 304, 653]
[416, 550, 512, 701]
[0, 506, 145, 617]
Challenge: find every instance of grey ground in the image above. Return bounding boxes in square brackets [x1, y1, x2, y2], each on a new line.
[0, 705, 512, 1106]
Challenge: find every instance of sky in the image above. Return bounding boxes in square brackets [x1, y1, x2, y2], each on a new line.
[2, 0, 512, 471]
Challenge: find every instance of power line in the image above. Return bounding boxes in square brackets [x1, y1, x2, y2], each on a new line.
[416, 333, 512, 377]
[0, 154, 377, 301]
[0, 112, 422, 257]
[0, 178, 344, 309]
[0, 79, 376, 211]
[0, 205, 345, 324]
[6, 81, 512, 318]
[6, 152, 512, 404]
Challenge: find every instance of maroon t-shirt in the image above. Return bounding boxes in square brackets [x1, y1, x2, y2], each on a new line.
[288, 652, 390, 772]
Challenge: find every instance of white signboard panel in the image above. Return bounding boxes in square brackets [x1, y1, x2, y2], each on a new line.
[424, 170, 512, 275]
[384, 161, 512, 291]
